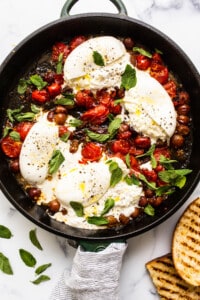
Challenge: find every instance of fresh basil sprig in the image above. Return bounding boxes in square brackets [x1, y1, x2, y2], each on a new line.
[93, 51, 105, 66]
[35, 263, 52, 275]
[17, 78, 28, 95]
[19, 249, 37, 267]
[0, 252, 13, 275]
[158, 169, 192, 189]
[48, 150, 65, 175]
[70, 201, 84, 217]
[7, 105, 37, 122]
[121, 64, 137, 91]
[136, 144, 157, 168]
[29, 74, 47, 90]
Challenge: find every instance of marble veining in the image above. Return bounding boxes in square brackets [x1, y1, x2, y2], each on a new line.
[0, 0, 199, 299]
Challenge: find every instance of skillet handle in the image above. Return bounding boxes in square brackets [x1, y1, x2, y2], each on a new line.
[61, 0, 128, 17]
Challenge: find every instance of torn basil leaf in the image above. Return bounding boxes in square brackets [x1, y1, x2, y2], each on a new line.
[48, 150, 65, 175]
[70, 202, 84, 217]
[144, 204, 155, 216]
[19, 249, 37, 267]
[29, 229, 43, 250]
[133, 47, 152, 58]
[0, 252, 13, 275]
[101, 198, 115, 216]
[31, 274, 50, 285]
[85, 130, 110, 143]
[35, 263, 52, 275]
[56, 53, 63, 74]
[87, 216, 109, 226]
[9, 131, 21, 141]
[93, 51, 105, 66]
[69, 118, 83, 127]
[121, 64, 137, 90]
[30, 74, 47, 90]
[17, 78, 28, 95]
[0, 225, 12, 239]
[108, 161, 123, 188]
[158, 169, 192, 188]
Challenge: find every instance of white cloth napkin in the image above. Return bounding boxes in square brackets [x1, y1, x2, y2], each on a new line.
[49, 242, 127, 300]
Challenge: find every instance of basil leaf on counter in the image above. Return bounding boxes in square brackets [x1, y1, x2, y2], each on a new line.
[70, 202, 84, 217]
[56, 53, 63, 74]
[132, 47, 152, 58]
[29, 229, 43, 251]
[109, 161, 123, 188]
[0, 225, 12, 239]
[144, 204, 155, 216]
[87, 216, 109, 226]
[35, 263, 52, 275]
[101, 198, 115, 216]
[19, 249, 37, 267]
[48, 150, 65, 175]
[0, 252, 13, 275]
[121, 64, 137, 91]
[93, 51, 105, 66]
[30, 74, 47, 90]
[17, 78, 28, 95]
[31, 274, 50, 285]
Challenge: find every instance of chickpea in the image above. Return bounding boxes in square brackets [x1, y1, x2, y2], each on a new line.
[119, 213, 130, 225]
[10, 159, 20, 173]
[130, 207, 140, 219]
[123, 37, 134, 49]
[177, 124, 190, 136]
[177, 115, 190, 125]
[139, 196, 148, 207]
[54, 113, 67, 125]
[47, 110, 54, 122]
[106, 215, 118, 226]
[171, 134, 185, 148]
[48, 199, 60, 213]
[54, 105, 67, 114]
[27, 187, 41, 200]
[177, 104, 190, 115]
[69, 139, 79, 153]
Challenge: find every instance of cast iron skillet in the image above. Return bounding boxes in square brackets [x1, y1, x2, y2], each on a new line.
[0, 0, 200, 243]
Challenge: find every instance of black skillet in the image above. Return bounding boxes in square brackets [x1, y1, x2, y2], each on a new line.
[0, 0, 200, 248]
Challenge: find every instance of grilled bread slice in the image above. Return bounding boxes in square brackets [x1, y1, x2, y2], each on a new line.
[172, 197, 200, 286]
[146, 253, 200, 299]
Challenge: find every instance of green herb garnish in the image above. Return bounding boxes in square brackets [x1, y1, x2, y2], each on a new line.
[17, 78, 28, 95]
[9, 131, 21, 141]
[19, 249, 37, 267]
[29, 74, 47, 90]
[29, 229, 43, 251]
[0, 252, 13, 275]
[0, 225, 12, 239]
[158, 169, 192, 189]
[133, 47, 152, 58]
[144, 204, 155, 216]
[87, 216, 109, 226]
[70, 202, 84, 217]
[31, 275, 50, 285]
[101, 198, 115, 216]
[48, 150, 65, 175]
[93, 51, 105, 66]
[121, 64, 137, 90]
[56, 53, 63, 74]
[108, 161, 123, 188]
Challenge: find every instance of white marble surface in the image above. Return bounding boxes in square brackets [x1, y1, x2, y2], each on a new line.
[0, 0, 200, 299]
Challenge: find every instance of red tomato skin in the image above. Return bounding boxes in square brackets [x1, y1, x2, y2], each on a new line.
[81, 105, 109, 125]
[47, 83, 61, 97]
[1, 136, 22, 158]
[150, 63, 169, 85]
[142, 169, 157, 182]
[32, 90, 50, 103]
[14, 122, 33, 141]
[75, 90, 95, 108]
[111, 140, 130, 155]
[81, 142, 102, 162]
[69, 36, 87, 51]
[136, 54, 151, 70]
[164, 80, 177, 99]
[153, 147, 171, 161]
[52, 42, 70, 61]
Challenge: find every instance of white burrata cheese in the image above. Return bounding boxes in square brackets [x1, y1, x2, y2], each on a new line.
[122, 70, 177, 143]
[64, 36, 130, 91]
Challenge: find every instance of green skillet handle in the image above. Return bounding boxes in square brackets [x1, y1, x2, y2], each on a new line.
[79, 239, 126, 252]
[60, 0, 128, 17]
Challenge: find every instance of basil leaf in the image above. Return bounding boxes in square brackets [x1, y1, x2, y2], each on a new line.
[138, 173, 157, 190]
[31, 274, 50, 285]
[108, 117, 122, 136]
[125, 153, 131, 168]
[69, 118, 83, 127]
[109, 162, 123, 187]
[14, 112, 36, 122]
[0, 252, 13, 275]
[7, 106, 24, 122]
[121, 64, 137, 91]
[87, 216, 109, 226]
[30, 74, 47, 90]
[85, 130, 110, 143]
[159, 155, 177, 170]
[60, 132, 70, 142]
[158, 169, 192, 187]
[133, 47, 152, 58]
[19, 249, 37, 267]
[124, 174, 140, 186]
[56, 53, 63, 74]
[156, 185, 175, 196]
[0, 225, 12, 239]
[55, 97, 75, 107]
[9, 131, 21, 141]
[144, 204, 155, 216]
[136, 144, 157, 168]
[29, 229, 43, 250]
[31, 103, 40, 114]
[93, 51, 105, 66]
[70, 202, 84, 217]
[101, 198, 115, 216]
[3, 127, 11, 138]
[17, 78, 28, 94]
[35, 263, 52, 275]
[48, 150, 65, 175]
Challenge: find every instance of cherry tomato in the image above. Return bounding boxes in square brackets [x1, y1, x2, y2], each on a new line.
[109, 101, 122, 115]
[129, 155, 139, 168]
[47, 82, 62, 97]
[14, 122, 33, 141]
[164, 80, 177, 99]
[150, 63, 169, 85]
[136, 54, 151, 70]
[153, 147, 171, 161]
[81, 142, 102, 162]
[117, 130, 132, 140]
[1, 136, 22, 158]
[54, 74, 64, 85]
[69, 36, 87, 51]
[58, 125, 70, 137]
[75, 90, 95, 108]
[142, 169, 157, 182]
[81, 105, 109, 124]
[52, 42, 70, 61]
[96, 90, 112, 107]
[151, 52, 163, 64]
[111, 140, 130, 155]
[32, 89, 50, 103]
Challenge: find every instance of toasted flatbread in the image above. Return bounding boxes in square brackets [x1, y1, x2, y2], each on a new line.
[172, 197, 200, 286]
[146, 253, 200, 299]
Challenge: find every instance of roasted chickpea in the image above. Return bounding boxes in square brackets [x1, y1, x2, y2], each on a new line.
[171, 134, 185, 148]
[54, 113, 67, 125]
[48, 199, 60, 213]
[177, 104, 190, 115]
[69, 139, 79, 153]
[47, 110, 54, 122]
[177, 124, 190, 136]
[119, 213, 130, 225]
[106, 215, 118, 226]
[123, 37, 134, 49]
[177, 115, 190, 125]
[139, 196, 148, 207]
[54, 105, 67, 114]
[10, 159, 20, 173]
[130, 207, 140, 219]
[27, 187, 41, 200]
